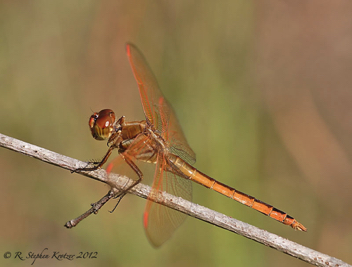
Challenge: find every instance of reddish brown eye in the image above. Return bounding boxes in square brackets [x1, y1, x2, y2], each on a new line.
[89, 109, 116, 140]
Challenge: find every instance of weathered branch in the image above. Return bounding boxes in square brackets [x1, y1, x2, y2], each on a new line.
[0, 133, 350, 267]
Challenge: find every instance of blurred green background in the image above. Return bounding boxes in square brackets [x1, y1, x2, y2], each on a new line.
[1, 1, 352, 266]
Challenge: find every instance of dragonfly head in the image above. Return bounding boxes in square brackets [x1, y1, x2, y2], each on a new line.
[89, 109, 116, 140]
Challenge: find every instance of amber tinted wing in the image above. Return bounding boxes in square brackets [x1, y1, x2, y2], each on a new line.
[126, 43, 195, 246]
[143, 155, 192, 247]
[126, 43, 195, 164]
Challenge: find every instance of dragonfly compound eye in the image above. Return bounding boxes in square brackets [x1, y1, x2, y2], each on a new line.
[89, 109, 116, 140]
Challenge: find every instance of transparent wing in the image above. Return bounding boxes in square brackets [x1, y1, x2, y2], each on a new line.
[126, 43, 195, 246]
[143, 155, 192, 247]
[126, 43, 196, 164]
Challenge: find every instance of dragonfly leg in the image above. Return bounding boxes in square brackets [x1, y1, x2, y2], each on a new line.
[73, 146, 114, 173]
[108, 153, 143, 213]
[114, 153, 143, 197]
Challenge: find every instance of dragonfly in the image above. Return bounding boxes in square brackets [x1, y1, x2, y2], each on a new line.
[83, 43, 306, 247]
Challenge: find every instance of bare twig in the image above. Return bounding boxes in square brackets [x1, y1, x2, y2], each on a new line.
[64, 190, 115, 228]
[0, 133, 350, 267]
